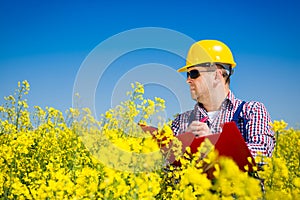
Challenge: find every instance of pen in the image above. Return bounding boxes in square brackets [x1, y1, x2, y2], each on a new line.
[200, 116, 208, 122]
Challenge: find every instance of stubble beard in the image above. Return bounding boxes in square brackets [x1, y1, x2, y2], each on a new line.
[190, 89, 200, 102]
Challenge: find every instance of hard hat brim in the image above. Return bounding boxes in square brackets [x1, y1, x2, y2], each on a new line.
[177, 62, 216, 72]
[177, 65, 192, 72]
[177, 62, 236, 73]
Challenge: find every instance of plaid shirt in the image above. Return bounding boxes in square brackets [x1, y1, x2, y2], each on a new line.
[171, 90, 276, 158]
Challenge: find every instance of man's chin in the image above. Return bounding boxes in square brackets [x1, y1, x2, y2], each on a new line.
[190, 94, 198, 101]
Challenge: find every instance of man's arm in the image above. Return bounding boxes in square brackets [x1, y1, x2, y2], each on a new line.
[171, 110, 193, 136]
[245, 102, 276, 158]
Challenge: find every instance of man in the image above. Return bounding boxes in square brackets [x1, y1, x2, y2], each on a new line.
[171, 40, 275, 158]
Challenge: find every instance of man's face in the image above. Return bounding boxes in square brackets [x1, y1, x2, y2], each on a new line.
[186, 66, 215, 103]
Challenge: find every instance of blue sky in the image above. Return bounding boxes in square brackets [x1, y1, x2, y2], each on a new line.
[0, 0, 300, 128]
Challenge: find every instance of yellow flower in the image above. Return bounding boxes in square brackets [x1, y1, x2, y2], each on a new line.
[0, 81, 299, 199]
[271, 120, 288, 132]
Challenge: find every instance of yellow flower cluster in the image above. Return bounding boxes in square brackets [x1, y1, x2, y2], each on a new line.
[257, 120, 300, 199]
[0, 81, 299, 199]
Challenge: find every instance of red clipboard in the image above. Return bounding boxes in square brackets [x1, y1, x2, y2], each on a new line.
[140, 122, 256, 172]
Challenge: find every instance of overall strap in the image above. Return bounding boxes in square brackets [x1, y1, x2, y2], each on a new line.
[232, 101, 248, 141]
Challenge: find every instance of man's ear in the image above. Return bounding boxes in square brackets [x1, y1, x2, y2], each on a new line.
[212, 69, 224, 87]
[215, 69, 224, 81]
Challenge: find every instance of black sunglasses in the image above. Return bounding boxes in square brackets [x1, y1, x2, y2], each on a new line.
[187, 69, 216, 79]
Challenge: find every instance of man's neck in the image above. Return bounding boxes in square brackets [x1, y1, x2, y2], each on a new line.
[202, 88, 229, 112]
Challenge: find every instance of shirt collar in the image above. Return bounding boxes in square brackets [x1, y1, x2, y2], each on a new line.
[222, 90, 237, 110]
[195, 90, 238, 112]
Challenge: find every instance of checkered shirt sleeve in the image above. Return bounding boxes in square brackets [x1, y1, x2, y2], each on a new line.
[243, 101, 276, 158]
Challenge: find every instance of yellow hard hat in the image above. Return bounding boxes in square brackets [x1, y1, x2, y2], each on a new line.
[178, 40, 236, 72]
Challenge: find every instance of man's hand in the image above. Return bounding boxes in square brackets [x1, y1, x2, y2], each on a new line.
[186, 121, 211, 137]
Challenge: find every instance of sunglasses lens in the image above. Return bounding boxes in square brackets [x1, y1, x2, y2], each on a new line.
[187, 70, 200, 79]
